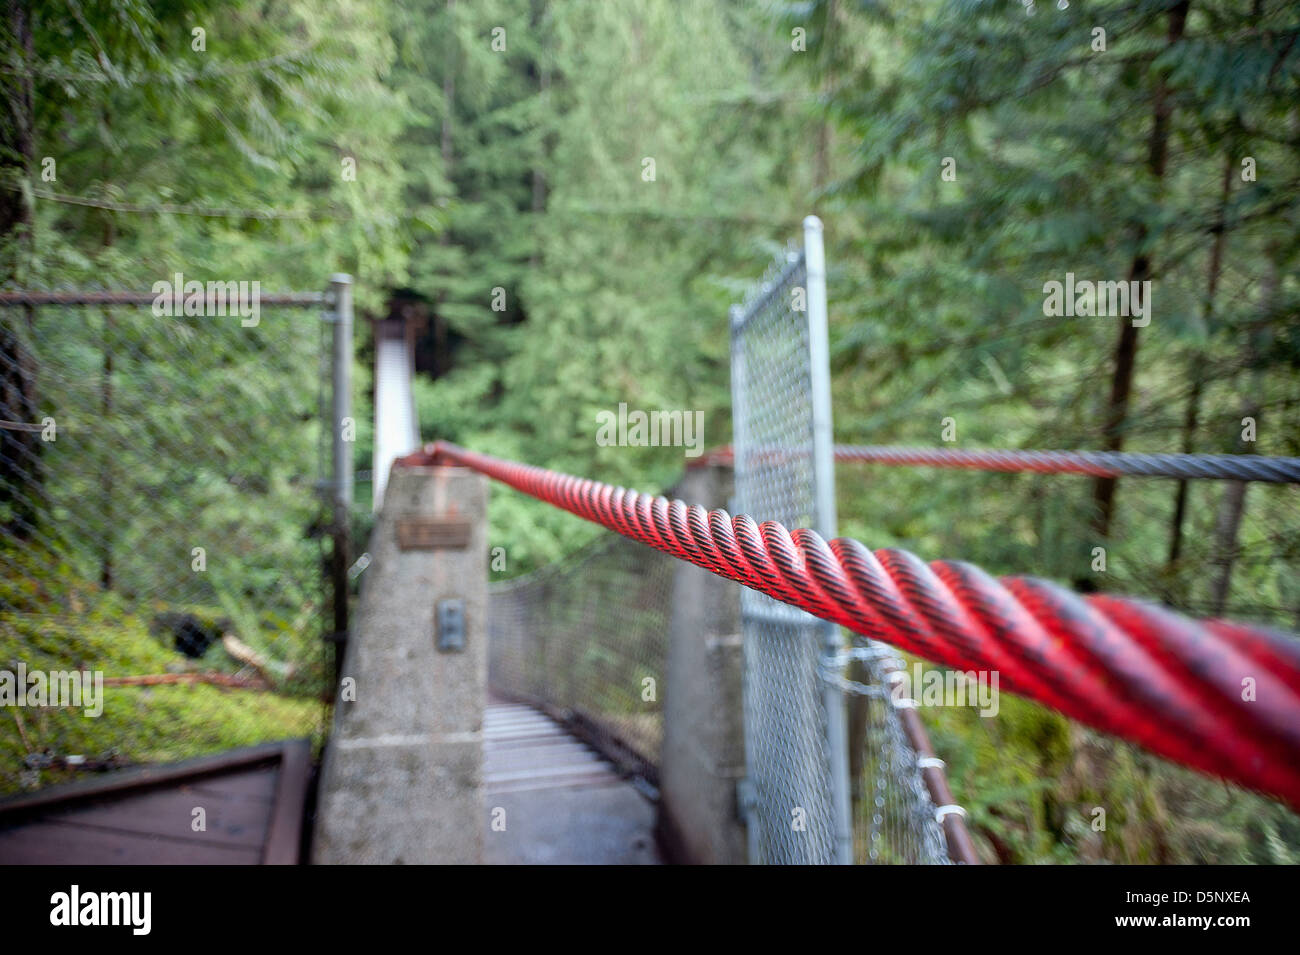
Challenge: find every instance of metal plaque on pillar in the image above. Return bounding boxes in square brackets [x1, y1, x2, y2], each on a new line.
[396, 516, 471, 551]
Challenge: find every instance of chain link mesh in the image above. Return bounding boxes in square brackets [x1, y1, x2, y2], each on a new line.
[487, 530, 675, 768]
[731, 248, 837, 864]
[0, 298, 330, 794]
[731, 246, 952, 864]
[842, 641, 951, 864]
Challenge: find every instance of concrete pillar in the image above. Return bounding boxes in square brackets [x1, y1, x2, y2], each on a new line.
[656, 462, 748, 864]
[314, 464, 487, 864]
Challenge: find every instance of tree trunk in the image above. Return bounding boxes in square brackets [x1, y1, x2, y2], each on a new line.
[1091, 0, 1190, 538]
[0, 0, 39, 540]
[1208, 478, 1248, 615]
[431, 0, 455, 380]
[0, 0, 33, 256]
[99, 312, 114, 589]
[530, 0, 549, 261]
[814, 0, 837, 192]
[1208, 247, 1277, 615]
[1165, 363, 1201, 567]
[97, 107, 116, 590]
[1167, 152, 1234, 572]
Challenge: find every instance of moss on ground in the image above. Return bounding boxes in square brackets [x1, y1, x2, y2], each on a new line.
[0, 580, 325, 795]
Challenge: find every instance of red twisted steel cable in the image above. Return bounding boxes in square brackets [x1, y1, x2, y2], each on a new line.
[401, 440, 1300, 810]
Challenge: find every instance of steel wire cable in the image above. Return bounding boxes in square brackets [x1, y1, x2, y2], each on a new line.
[403, 440, 1300, 811]
[689, 445, 1300, 483]
[832, 445, 1300, 483]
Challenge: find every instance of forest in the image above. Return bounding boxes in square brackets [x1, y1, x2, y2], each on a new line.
[2, 0, 1298, 865]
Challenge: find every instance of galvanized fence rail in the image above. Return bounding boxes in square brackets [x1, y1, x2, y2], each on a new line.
[729, 217, 961, 865]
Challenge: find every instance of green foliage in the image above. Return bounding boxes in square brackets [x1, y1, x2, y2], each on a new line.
[392, 0, 831, 570]
[0, 551, 322, 795]
[795, 0, 1300, 863]
[1, 0, 385, 792]
[4, 0, 1297, 864]
[7, 0, 408, 302]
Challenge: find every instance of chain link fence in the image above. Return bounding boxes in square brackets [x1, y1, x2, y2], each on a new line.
[485, 222, 963, 864]
[0, 290, 336, 795]
[842, 642, 956, 864]
[729, 227, 957, 864]
[730, 244, 841, 864]
[487, 529, 675, 773]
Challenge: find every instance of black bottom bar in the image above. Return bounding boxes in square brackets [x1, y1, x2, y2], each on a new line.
[6, 864, 1280, 941]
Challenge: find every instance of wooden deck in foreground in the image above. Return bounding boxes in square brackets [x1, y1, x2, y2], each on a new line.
[0, 739, 311, 864]
[1, 707, 662, 865]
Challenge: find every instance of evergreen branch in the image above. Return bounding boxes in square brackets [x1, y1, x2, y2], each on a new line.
[15, 184, 344, 221]
[0, 42, 320, 85]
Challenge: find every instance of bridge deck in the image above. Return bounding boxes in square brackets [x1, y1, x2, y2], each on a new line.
[483, 702, 662, 864]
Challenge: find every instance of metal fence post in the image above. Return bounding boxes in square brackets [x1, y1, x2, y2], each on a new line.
[728, 303, 761, 865]
[329, 273, 354, 686]
[804, 216, 854, 865]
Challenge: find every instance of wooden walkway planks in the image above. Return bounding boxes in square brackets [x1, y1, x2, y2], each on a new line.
[0, 739, 311, 865]
[483, 703, 662, 864]
[485, 703, 623, 795]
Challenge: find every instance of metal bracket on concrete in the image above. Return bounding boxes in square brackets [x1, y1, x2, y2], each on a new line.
[736, 776, 757, 823]
[436, 598, 466, 653]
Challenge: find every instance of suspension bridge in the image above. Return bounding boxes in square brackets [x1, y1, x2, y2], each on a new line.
[2, 218, 1298, 865]
[311, 217, 1300, 865]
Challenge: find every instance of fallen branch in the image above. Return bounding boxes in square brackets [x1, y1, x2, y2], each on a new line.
[11, 707, 32, 752]
[222, 633, 296, 683]
[103, 672, 268, 690]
